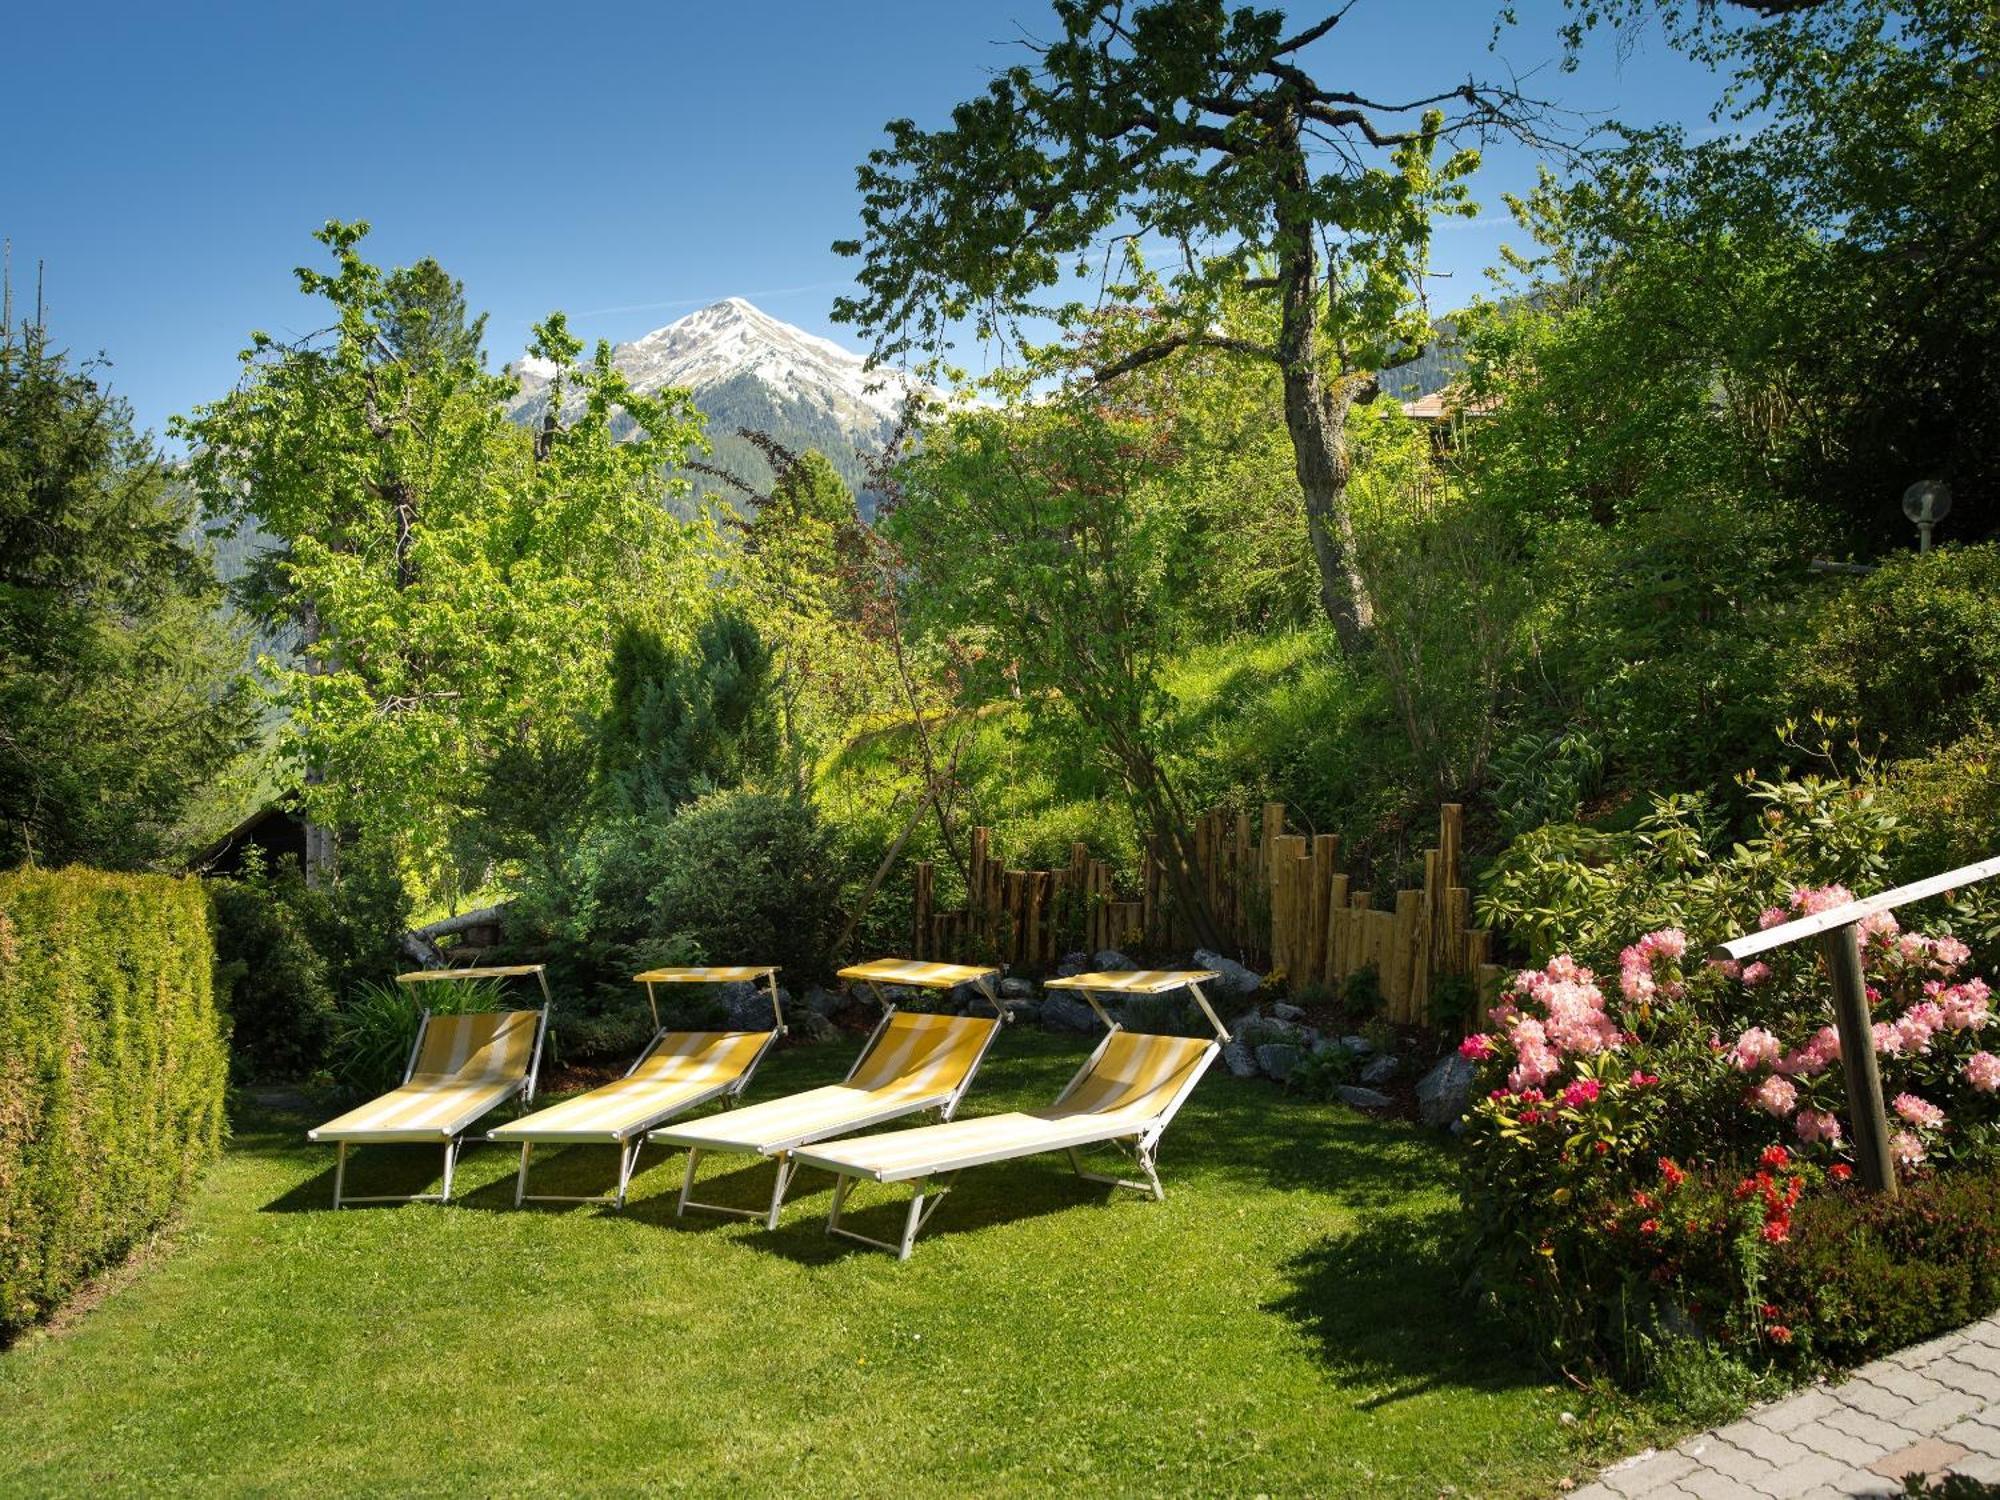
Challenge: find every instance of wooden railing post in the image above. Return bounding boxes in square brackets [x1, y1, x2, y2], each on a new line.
[1819, 921, 1897, 1198]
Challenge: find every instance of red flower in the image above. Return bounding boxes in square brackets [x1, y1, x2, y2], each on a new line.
[1761, 1216, 1791, 1244]
[1520, 1110, 1542, 1124]
[1760, 1144, 1791, 1170]
[1830, 1163, 1854, 1182]
[1658, 1158, 1687, 1189]
[1639, 1218, 1660, 1235]
[1633, 1190, 1655, 1210]
[1768, 1325, 1794, 1344]
[1594, 1139, 1610, 1155]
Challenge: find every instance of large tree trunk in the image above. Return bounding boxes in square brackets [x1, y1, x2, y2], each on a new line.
[1274, 125, 1376, 659]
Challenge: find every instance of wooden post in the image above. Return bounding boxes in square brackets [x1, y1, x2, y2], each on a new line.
[1821, 922, 1897, 1197]
[913, 861, 934, 959]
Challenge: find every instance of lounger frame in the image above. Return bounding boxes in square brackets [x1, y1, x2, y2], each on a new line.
[815, 971, 1226, 1259]
[327, 967, 553, 1208]
[670, 962, 1006, 1230]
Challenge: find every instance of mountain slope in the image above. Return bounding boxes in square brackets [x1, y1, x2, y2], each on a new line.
[506, 298, 914, 515]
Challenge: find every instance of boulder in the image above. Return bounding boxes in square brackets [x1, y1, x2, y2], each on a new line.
[1360, 1053, 1399, 1086]
[1416, 1054, 1477, 1130]
[1255, 1043, 1302, 1083]
[1092, 949, 1136, 972]
[1040, 993, 1101, 1033]
[1000, 997, 1042, 1025]
[1193, 949, 1263, 998]
[789, 1010, 836, 1043]
[1000, 976, 1036, 999]
[1055, 951, 1092, 978]
[1339, 1034, 1375, 1056]
[801, 985, 846, 1018]
[1221, 1039, 1260, 1078]
[718, 981, 787, 1030]
[1271, 1002, 1306, 1023]
[1334, 1085, 1393, 1111]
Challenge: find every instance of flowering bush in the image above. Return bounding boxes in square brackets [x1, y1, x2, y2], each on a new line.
[1460, 884, 2000, 1376]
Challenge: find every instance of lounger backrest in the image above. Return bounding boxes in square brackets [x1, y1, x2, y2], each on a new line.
[409, 1010, 540, 1084]
[631, 1030, 771, 1087]
[848, 1012, 1000, 1097]
[1054, 1032, 1215, 1121]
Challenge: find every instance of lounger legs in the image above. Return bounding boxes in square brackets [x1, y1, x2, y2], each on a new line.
[676, 1147, 804, 1227]
[327, 1136, 466, 1207]
[440, 1138, 459, 1202]
[332, 1142, 348, 1208]
[513, 1138, 645, 1208]
[1066, 1141, 1164, 1201]
[825, 1172, 957, 1260]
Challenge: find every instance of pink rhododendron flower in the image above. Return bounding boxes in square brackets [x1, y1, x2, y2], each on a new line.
[1752, 1075, 1798, 1116]
[1860, 910, 1900, 943]
[1893, 1092, 1945, 1129]
[1759, 907, 1788, 930]
[1791, 884, 1855, 916]
[1891, 1130, 1927, 1168]
[1712, 958, 1743, 981]
[1731, 1027, 1783, 1072]
[1896, 1002, 1945, 1054]
[1873, 1022, 1905, 1056]
[1459, 1033, 1495, 1061]
[1561, 1078, 1602, 1108]
[1741, 961, 1773, 988]
[1968, 1052, 2000, 1093]
[1795, 1109, 1842, 1144]
[1931, 936, 1972, 974]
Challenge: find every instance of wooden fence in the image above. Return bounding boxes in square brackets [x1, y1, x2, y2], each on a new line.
[909, 803, 1508, 1027]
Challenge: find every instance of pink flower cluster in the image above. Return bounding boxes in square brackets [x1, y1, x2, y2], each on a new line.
[1892, 1092, 1946, 1129]
[1487, 955, 1623, 1093]
[1871, 981, 1989, 1056]
[1619, 928, 1687, 1004]
[1776, 1026, 1840, 1077]
[1795, 1108, 1842, 1144]
[1966, 1051, 2000, 1093]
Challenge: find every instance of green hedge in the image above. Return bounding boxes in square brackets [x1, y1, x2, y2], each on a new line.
[0, 868, 227, 1341]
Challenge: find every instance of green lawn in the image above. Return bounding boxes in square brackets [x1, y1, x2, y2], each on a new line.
[2, 1032, 1610, 1497]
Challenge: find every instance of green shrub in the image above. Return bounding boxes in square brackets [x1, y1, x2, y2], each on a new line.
[1287, 1046, 1361, 1099]
[0, 868, 227, 1342]
[1762, 1167, 2000, 1371]
[330, 977, 506, 1097]
[209, 874, 336, 1083]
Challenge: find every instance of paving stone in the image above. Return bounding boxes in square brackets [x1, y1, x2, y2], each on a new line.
[1945, 1339, 2000, 1376]
[1600, 1450, 1701, 1496]
[1866, 1435, 1969, 1483]
[1939, 1415, 2000, 1459]
[1747, 1418, 1904, 1470]
[1897, 1388, 1989, 1434]
[1749, 1388, 1841, 1434]
[1746, 1451, 1865, 1498]
[1923, 1355, 2000, 1399]
[1676, 1472, 1778, 1499]
[1833, 1377, 1922, 1422]
[1569, 1484, 1619, 1500]
[1725, 1425, 1817, 1469]
[1859, 1366, 1952, 1405]
[1701, 1437, 1781, 1485]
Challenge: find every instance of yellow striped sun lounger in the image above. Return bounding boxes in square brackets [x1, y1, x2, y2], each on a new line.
[308, 966, 552, 1208]
[649, 957, 1005, 1230]
[793, 968, 1226, 1259]
[488, 967, 785, 1208]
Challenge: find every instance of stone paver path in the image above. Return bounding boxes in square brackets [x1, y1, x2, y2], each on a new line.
[1571, 1314, 2000, 1498]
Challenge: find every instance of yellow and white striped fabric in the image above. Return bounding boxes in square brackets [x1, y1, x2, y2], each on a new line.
[309, 1010, 540, 1144]
[1044, 969, 1220, 996]
[794, 1032, 1216, 1184]
[653, 1013, 1000, 1156]
[490, 1031, 770, 1145]
[836, 958, 998, 990]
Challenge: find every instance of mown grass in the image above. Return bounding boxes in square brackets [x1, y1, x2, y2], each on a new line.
[2, 1032, 1613, 1497]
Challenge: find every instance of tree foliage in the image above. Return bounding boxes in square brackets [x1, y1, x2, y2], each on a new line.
[835, 0, 1546, 654]
[0, 320, 254, 869]
[177, 222, 712, 896]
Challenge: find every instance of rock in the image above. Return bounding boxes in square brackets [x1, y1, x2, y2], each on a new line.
[718, 981, 788, 1030]
[1193, 949, 1263, 998]
[801, 985, 845, 1018]
[1334, 1085, 1393, 1110]
[1000, 997, 1042, 1024]
[1360, 1054, 1399, 1086]
[1055, 951, 1092, 978]
[1040, 993, 1101, 1033]
[1272, 1001, 1306, 1022]
[1340, 1034, 1375, 1056]
[1092, 949, 1135, 972]
[1255, 1043, 1302, 1082]
[1222, 1039, 1259, 1078]
[789, 1010, 836, 1043]
[1416, 1054, 1477, 1130]
[1000, 976, 1036, 999]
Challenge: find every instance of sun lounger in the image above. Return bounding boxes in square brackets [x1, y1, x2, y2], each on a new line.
[487, 966, 784, 1208]
[794, 969, 1226, 1258]
[308, 965, 552, 1207]
[649, 958, 1005, 1229]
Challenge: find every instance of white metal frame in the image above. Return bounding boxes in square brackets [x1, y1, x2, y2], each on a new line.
[325, 965, 554, 1210]
[820, 973, 1229, 1259]
[500, 1023, 783, 1209]
[670, 964, 1006, 1231]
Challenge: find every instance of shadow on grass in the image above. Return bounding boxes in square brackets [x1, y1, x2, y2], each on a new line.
[1269, 1208, 1539, 1403]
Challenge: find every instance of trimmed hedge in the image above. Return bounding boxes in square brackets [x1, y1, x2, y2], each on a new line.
[0, 868, 227, 1341]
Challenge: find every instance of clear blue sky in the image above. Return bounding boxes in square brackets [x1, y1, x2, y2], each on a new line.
[3, 0, 1724, 440]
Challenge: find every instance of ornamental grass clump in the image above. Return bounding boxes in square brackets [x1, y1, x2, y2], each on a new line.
[1460, 885, 2000, 1380]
